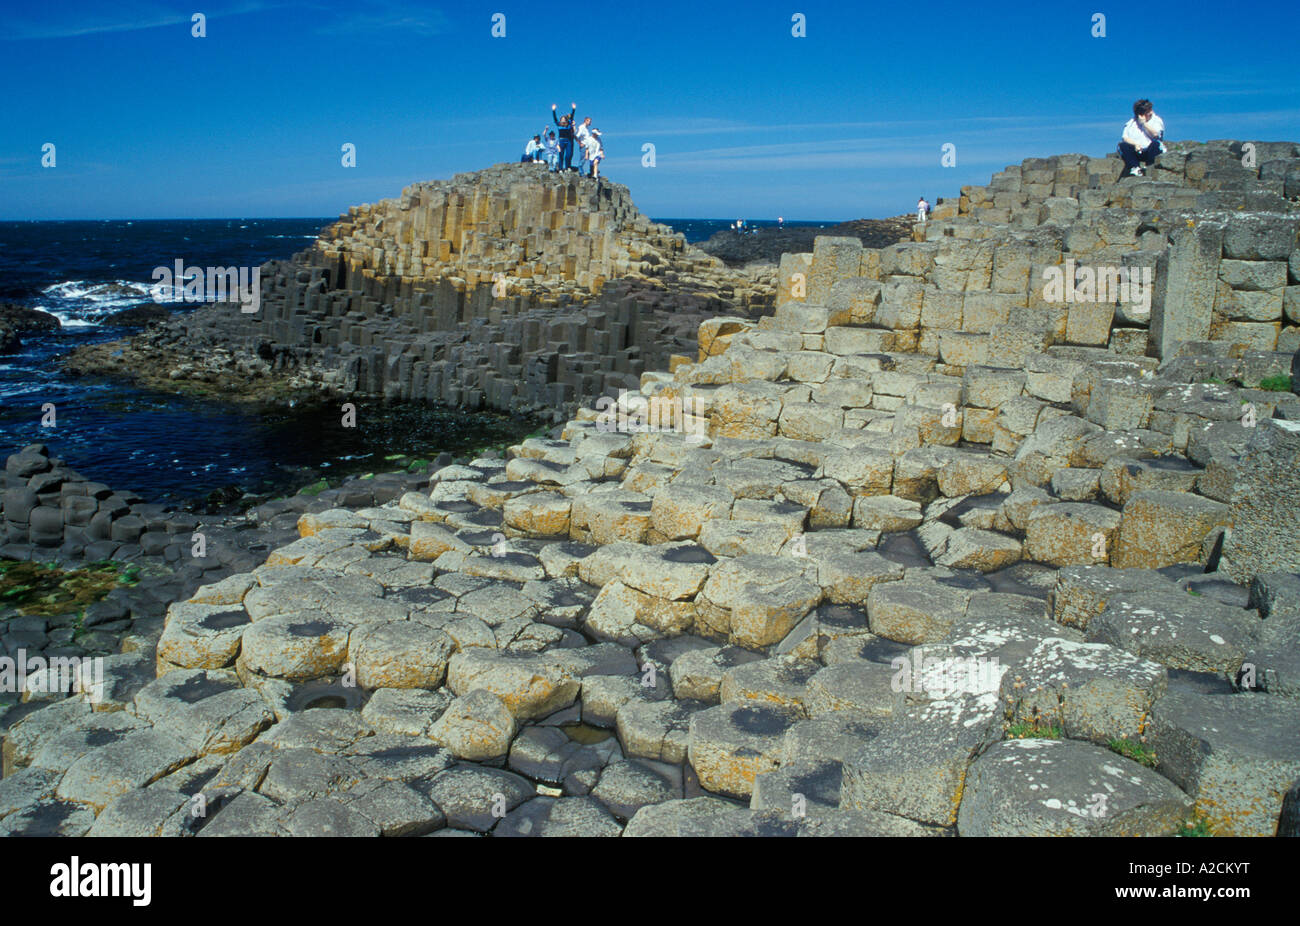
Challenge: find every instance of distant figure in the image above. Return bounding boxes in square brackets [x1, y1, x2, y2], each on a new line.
[778, 216, 784, 228]
[523, 135, 543, 163]
[917, 197, 929, 223]
[552, 103, 578, 171]
[543, 131, 560, 172]
[575, 116, 594, 151]
[1119, 99, 1165, 177]
[584, 130, 604, 180]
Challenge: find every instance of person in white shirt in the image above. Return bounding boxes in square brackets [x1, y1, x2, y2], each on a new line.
[1118, 99, 1165, 177]
[584, 130, 604, 179]
[523, 135, 543, 163]
[917, 197, 929, 222]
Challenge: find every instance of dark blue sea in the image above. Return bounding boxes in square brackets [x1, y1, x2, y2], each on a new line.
[0, 218, 817, 504]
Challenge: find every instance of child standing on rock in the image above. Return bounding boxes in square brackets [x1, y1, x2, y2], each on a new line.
[552, 103, 577, 172]
[543, 131, 560, 172]
[1119, 99, 1166, 176]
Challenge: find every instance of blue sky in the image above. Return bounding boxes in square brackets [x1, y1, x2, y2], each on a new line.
[3, 0, 1298, 221]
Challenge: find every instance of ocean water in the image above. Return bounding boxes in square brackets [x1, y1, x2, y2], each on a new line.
[0, 217, 812, 503]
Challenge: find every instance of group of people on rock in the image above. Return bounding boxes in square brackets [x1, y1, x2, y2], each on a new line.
[521, 103, 604, 179]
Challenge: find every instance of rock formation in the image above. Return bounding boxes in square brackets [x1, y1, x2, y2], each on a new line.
[5, 140, 1300, 838]
[64, 165, 773, 414]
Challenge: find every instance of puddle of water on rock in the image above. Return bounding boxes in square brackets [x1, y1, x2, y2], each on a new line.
[877, 530, 931, 568]
[560, 722, 613, 745]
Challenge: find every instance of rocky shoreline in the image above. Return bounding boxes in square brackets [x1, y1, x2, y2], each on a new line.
[2, 140, 1300, 838]
[695, 216, 916, 267]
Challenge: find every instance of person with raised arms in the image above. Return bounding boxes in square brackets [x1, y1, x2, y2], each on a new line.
[552, 102, 578, 172]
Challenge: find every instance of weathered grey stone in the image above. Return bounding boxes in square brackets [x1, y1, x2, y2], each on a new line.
[957, 739, 1191, 836]
[1087, 590, 1256, 675]
[1000, 638, 1168, 744]
[424, 765, 533, 832]
[1149, 690, 1300, 836]
[591, 758, 682, 820]
[427, 689, 518, 760]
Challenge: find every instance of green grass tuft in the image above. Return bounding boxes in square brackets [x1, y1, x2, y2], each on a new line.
[1006, 722, 1062, 740]
[1178, 817, 1212, 837]
[1256, 374, 1293, 392]
[1108, 737, 1158, 768]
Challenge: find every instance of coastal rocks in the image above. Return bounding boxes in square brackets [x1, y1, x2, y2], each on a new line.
[1149, 691, 1300, 836]
[427, 690, 519, 761]
[446, 650, 580, 721]
[957, 739, 1191, 836]
[9, 140, 1300, 840]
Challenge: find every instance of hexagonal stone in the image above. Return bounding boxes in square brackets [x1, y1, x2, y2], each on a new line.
[239, 611, 351, 681]
[699, 555, 823, 648]
[688, 702, 802, 799]
[840, 695, 1001, 827]
[1000, 638, 1167, 744]
[1113, 490, 1231, 570]
[780, 711, 886, 765]
[616, 698, 702, 764]
[581, 580, 698, 647]
[195, 790, 286, 837]
[1050, 565, 1179, 632]
[852, 495, 923, 533]
[427, 689, 518, 761]
[805, 661, 900, 718]
[957, 739, 1192, 836]
[283, 797, 380, 836]
[346, 620, 454, 689]
[571, 490, 653, 544]
[1023, 503, 1121, 567]
[259, 747, 365, 803]
[495, 795, 623, 837]
[810, 549, 905, 604]
[718, 656, 820, 715]
[591, 758, 682, 820]
[343, 734, 454, 783]
[446, 650, 579, 721]
[56, 729, 194, 811]
[134, 670, 273, 757]
[697, 519, 790, 557]
[259, 708, 372, 753]
[425, 765, 533, 832]
[87, 786, 193, 837]
[1149, 690, 1300, 836]
[623, 796, 794, 837]
[28, 711, 150, 773]
[0, 766, 62, 821]
[660, 648, 758, 711]
[157, 601, 252, 670]
[360, 687, 454, 736]
[502, 491, 572, 537]
[650, 484, 734, 540]
[936, 527, 1023, 572]
[866, 575, 975, 644]
[1087, 590, 1257, 675]
[506, 726, 613, 786]
[750, 757, 848, 819]
[343, 778, 446, 836]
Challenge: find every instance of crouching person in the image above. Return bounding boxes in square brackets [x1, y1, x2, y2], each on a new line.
[1118, 99, 1165, 177]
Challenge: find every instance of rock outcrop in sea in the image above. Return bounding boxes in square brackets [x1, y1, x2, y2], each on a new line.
[65, 165, 774, 415]
[4, 140, 1300, 837]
